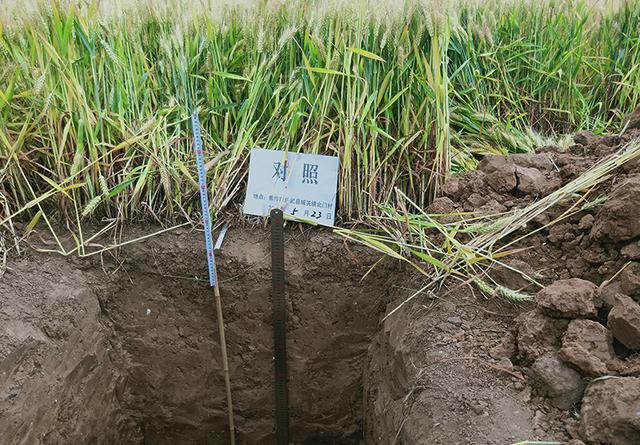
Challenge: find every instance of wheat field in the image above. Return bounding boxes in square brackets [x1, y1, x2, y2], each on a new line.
[0, 0, 638, 231]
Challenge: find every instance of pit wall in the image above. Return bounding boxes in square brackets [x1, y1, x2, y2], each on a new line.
[0, 262, 138, 444]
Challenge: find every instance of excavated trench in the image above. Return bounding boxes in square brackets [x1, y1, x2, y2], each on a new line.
[0, 227, 397, 444]
[5, 126, 640, 445]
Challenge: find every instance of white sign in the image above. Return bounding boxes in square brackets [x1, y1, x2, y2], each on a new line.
[243, 148, 339, 227]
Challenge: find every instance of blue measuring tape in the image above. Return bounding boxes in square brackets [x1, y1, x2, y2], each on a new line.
[191, 112, 216, 287]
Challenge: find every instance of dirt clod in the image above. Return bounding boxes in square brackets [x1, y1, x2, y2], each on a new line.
[617, 262, 640, 300]
[610, 355, 640, 376]
[440, 177, 462, 199]
[608, 295, 640, 350]
[573, 131, 600, 147]
[580, 377, 640, 445]
[478, 155, 517, 192]
[426, 196, 457, 215]
[600, 282, 625, 311]
[515, 310, 568, 362]
[591, 175, 640, 242]
[622, 241, 640, 260]
[536, 278, 600, 318]
[559, 319, 615, 376]
[490, 259, 537, 291]
[547, 224, 573, 245]
[530, 353, 585, 410]
[516, 166, 549, 196]
[578, 214, 594, 231]
[489, 330, 517, 360]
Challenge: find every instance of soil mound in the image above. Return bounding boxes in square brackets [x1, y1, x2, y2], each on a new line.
[512, 284, 640, 443]
[435, 123, 640, 285]
[366, 113, 640, 444]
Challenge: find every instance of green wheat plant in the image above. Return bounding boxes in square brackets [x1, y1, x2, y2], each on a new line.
[0, 0, 639, 251]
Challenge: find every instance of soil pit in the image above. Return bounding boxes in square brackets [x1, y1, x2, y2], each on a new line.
[0, 229, 396, 444]
[4, 121, 640, 445]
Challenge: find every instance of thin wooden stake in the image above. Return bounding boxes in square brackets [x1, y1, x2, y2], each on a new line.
[191, 113, 235, 444]
[213, 262, 235, 445]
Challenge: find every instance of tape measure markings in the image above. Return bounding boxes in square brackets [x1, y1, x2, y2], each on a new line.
[191, 112, 216, 287]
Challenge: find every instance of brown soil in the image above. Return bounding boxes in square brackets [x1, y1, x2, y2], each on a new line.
[365, 289, 547, 444]
[366, 112, 640, 444]
[3, 109, 640, 444]
[0, 228, 575, 445]
[1, 229, 397, 444]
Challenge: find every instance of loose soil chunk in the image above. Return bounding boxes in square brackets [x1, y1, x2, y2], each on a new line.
[618, 262, 640, 300]
[600, 282, 625, 311]
[511, 152, 557, 170]
[590, 175, 640, 242]
[580, 377, 640, 445]
[426, 196, 457, 214]
[608, 295, 640, 350]
[547, 223, 575, 245]
[621, 241, 640, 261]
[573, 131, 600, 147]
[490, 259, 537, 291]
[477, 155, 517, 192]
[489, 330, 517, 360]
[609, 355, 640, 376]
[578, 214, 594, 231]
[515, 166, 547, 196]
[559, 320, 615, 376]
[622, 105, 640, 131]
[515, 310, 568, 362]
[536, 278, 600, 318]
[440, 177, 463, 199]
[530, 353, 585, 410]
